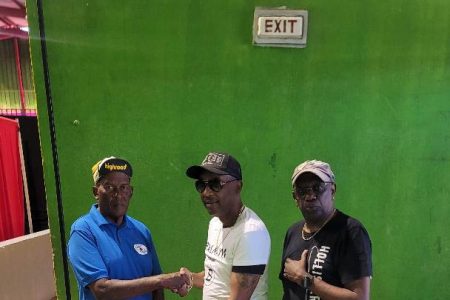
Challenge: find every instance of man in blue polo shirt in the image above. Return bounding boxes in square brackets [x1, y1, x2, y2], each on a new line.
[68, 156, 191, 300]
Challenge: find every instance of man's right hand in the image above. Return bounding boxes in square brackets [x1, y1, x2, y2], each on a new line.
[159, 271, 191, 297]
[283, 249, 309, 285]
[160, 271, 189, 289]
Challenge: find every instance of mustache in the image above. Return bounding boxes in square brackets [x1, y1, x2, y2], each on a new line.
[202, 198, 219, 204]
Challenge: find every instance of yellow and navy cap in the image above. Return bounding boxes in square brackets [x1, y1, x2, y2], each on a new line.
[92, 156, 133, 183]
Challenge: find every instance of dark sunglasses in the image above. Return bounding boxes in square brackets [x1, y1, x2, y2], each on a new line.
[194, 178, 238, 193]
[294, 182, 332, 198]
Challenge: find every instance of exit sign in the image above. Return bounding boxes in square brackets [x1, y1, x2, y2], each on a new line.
[253, 8, 308, 48]
[258, 17, 303, 37]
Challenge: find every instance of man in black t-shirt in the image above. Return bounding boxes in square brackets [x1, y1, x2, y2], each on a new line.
[280, 160, 372, 300]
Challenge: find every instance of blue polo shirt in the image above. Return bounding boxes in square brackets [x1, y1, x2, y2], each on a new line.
[68, 204, 162, 300]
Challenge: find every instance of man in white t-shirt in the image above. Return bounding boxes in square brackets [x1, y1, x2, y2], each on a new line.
[182, 152, 271, 300]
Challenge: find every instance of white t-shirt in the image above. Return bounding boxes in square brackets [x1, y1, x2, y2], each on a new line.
[203, 206, 271, 300]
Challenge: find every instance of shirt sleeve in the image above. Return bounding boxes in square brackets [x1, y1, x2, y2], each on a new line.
[279, 228, 291, 280]
[233, 227, 271, 268]
[68, 228, 109, 288]
[339, 225, 372, 284]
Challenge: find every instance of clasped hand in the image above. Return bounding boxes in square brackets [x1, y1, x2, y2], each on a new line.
[283, 249, 308, 285]
[163, 267, 193, 297]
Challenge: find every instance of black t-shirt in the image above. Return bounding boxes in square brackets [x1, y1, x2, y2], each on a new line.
[280, 210, 372, 300]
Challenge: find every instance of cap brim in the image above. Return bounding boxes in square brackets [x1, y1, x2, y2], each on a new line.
[292, 169, 331, 186]
[186, 165, 228, 179]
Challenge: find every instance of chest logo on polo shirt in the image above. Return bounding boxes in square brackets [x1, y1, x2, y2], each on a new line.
[134, 244, 148, 255]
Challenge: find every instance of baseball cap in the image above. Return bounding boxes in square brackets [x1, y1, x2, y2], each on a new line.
[92, 156, 133, 183]
[291, 160, 335, 187]
[186, 152, 242, 180]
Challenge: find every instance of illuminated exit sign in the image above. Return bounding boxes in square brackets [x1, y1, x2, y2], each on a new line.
[253, 8, 308, 48]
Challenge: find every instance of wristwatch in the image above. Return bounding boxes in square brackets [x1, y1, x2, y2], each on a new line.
[303, 273, 314, 290]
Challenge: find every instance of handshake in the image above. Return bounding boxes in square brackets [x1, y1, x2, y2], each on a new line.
[160, 267, 194, 297]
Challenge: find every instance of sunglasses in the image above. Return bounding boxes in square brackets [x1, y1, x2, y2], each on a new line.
[294, 182, 332, 198]
[194, 178, 238, 193]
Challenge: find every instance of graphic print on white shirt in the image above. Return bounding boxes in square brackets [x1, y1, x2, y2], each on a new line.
[202, 207, 271, 300]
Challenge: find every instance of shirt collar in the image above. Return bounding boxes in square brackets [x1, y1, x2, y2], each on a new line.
[90, 204, 129, 228]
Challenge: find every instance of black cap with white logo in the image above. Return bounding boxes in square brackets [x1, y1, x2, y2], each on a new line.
[186, 152, 242, 180]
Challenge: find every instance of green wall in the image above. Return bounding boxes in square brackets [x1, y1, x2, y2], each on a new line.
[27, 0, 450, 299]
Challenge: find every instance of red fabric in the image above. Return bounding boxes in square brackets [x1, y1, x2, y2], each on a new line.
[0, 117, 25, 241]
